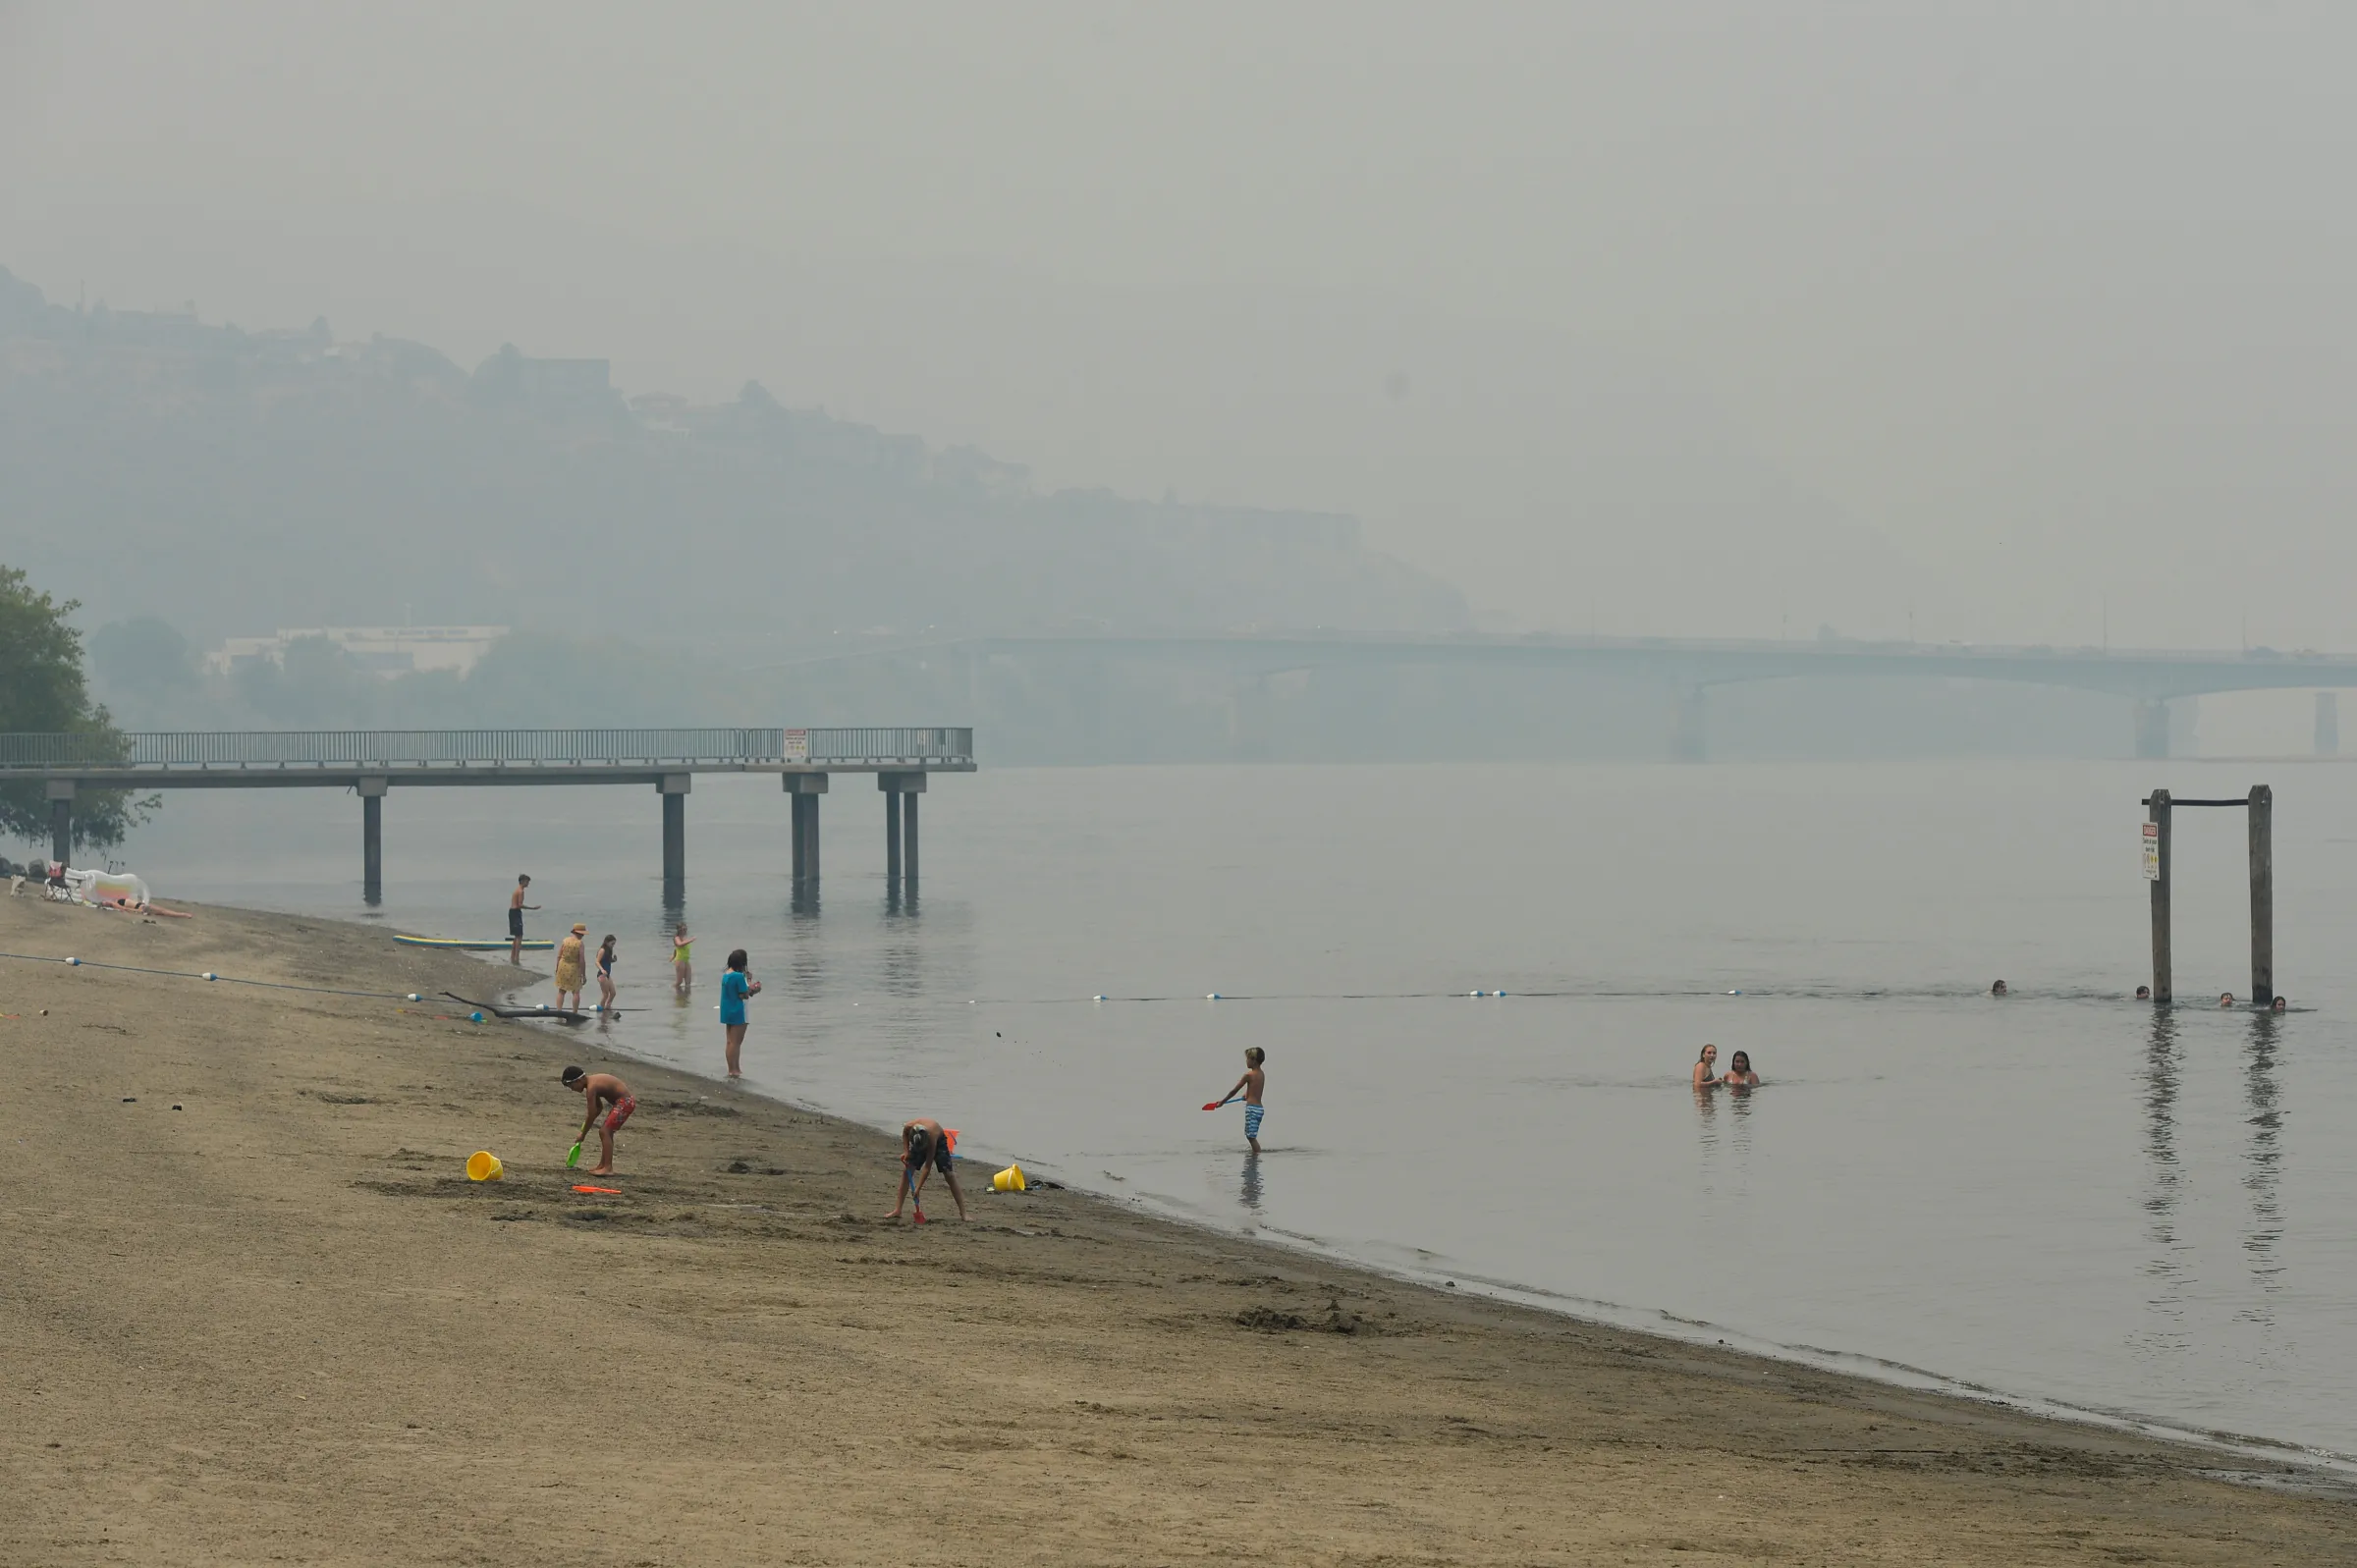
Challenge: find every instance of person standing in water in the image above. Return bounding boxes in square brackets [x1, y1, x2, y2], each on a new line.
[508, 874, 538, 965]
[672, 924, 693, 994]
[1691, 1044, 1721, 1089]
[1719, 1050, 1761, 1087]
[720, 947, 760, 1078]
[1208, 1047, 1269, 1153]
[595, 934, 618, 1012]
[553, 923, 589, 1011]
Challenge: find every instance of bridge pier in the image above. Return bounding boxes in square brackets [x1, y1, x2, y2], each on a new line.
[659, 775, 690, 899]
[1671, 687, 1708, 763]
[880, 772, 925, 886]
[358, 777, 387, 904]
[785, 774, 828, 885]
[46, 779, 72, 864]
[2317, 692, 2339, 757]
[2133, 698, 2172, 759]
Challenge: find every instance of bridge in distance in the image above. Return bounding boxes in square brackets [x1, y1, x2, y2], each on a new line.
[782, 632, 2357, 761]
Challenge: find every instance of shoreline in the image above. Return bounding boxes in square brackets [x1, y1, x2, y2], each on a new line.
[6, 894, 2353, 1563]
[472, 941, 2356, 1481]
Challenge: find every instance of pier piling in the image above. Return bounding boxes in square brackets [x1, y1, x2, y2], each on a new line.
[785, 773, 828, 885]
[659, 775, 689, 900]
[358, 777, 387, 904]
[46, 779, 72, 865]
[2249, 784, 2274, 1006]
[2148, 788, 2171, 1003]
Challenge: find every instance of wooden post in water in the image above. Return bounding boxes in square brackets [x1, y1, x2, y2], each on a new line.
[358, 777, 387, 905]
[2148, 788, 2171, 1003]
[2249, 784, 2274, 1006]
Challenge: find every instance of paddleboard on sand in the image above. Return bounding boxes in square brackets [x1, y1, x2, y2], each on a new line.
[395, 935, 555, 951]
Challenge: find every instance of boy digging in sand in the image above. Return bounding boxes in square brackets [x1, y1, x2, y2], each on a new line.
[562, 1065, 635, 1176]
[1209, 1047, 1268, 1153]
[882, 1118, 967, 1222]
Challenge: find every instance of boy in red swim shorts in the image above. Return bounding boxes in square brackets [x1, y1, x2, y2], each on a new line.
[562, 1065, 635, 1176]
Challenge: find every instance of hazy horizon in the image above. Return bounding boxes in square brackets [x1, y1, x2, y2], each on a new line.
[7, 3, 2356, 650]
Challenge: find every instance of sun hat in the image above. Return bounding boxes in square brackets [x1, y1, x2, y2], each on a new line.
[572, 922, 587, 934]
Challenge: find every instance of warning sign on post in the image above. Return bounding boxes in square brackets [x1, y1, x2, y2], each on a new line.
[2142, 821, 2161, 881]
[783, 729, 809, 761]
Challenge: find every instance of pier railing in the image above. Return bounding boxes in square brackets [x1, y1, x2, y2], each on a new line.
[0, 728, 974, 769]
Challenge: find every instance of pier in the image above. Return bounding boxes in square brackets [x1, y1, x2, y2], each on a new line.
[0, 728, 973, 904]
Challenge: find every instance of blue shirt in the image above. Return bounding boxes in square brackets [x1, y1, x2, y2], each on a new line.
[720, 969, 750, 1026]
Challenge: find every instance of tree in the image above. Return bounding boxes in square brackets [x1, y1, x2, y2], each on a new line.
[0, 565, 153, 852]
[89, 615, 195, 698]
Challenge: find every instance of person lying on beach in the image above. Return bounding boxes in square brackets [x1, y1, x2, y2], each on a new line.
[1208, 1046, 1268, 1154]
[1718, 1051, 1760, 1087]
[1691, 1045, 1721, 1089]
[562, 1065, 635, 1176]
[882, 1118, 966, 1222]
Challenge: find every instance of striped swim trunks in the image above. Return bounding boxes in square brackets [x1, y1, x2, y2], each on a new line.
[1243, 1105, 1265, 1140]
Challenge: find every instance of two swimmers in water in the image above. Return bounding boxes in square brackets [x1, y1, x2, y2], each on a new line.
[1690, 1045, 1759, 1088]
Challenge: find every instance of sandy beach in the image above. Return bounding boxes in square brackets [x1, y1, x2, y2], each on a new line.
[2, 894, 2350, 1565]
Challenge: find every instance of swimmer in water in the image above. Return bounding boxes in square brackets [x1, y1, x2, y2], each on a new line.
[1691, 1044, 1721, 1089]
[1990, 980, 2009, 997]
[1719, 1050, 1760, 1088]
[2271, 995, 2287, 1012]
[2220, 992, 2235, 1008]
[2135, 985, 2151, 1000]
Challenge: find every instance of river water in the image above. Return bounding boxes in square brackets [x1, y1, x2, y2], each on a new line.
[118, 760, 2357, 1460]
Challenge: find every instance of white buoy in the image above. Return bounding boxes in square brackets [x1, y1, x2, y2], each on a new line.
[1468, 990, 1483, 998]
[65, 956, 80, 967]
[202, 972, 219, 982]
[406, 992, 420, 1001]
[1092, 995, 1107, 1001]
[1207, 993, 1221, 1000]
[536, 1002, 549, 1012]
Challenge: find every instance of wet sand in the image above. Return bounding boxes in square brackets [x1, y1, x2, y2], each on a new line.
[2, 895, 2350, 1565]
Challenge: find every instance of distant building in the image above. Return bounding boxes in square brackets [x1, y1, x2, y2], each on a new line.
[205, 625, 508, 678]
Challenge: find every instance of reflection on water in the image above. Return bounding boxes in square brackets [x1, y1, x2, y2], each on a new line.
[2137, 1009, 2187, 1360]
[2243, 1014, 2285, 1317]
[1239, 1151, 1263, 1212]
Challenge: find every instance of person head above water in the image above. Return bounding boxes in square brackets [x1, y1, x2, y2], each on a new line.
[2271, 995, 2287, 1011]
[1990, 980, 2008, 996]
[561, 1065, 585, 1087]
[727, 948, 748, 972]
[2135, 985, 2152, 1000]
[1698, 1044, 1719, 1065]
[1728, 1051, 1753, 1075]
[2220, 992, 2235, 1007]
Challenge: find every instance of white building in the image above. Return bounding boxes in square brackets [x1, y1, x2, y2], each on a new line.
[205, 625, 509, 678]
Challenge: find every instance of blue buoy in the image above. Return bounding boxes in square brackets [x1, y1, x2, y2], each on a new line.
[1207, 993, 1222, 1000]
[468, 1010, 485, 1023]
[201, 971, 218, 982]
[65, 956, 80, 967]
[1092, 995, 1107, 1001]
[406, 992, 421, 1001]
[536, 1002, 549, 1012]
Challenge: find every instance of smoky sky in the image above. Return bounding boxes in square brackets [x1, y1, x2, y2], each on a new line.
[4, 2, 2354, 648]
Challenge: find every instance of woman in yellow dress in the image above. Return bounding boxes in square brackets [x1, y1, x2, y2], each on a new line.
[553, 922, 589, 1011]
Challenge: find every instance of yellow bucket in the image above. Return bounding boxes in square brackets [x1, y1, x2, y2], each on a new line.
[466, 1150, 505, 1182]
[992, 1163, 1026, 1193]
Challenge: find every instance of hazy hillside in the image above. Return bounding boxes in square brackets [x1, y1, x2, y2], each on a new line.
[0, 267, 1468, 653]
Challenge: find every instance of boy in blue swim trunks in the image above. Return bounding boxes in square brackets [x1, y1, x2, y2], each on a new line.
[1209, 1047, 1267, 1153]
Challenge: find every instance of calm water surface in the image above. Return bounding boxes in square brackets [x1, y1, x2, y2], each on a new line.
[119, 761, 2357, 1458]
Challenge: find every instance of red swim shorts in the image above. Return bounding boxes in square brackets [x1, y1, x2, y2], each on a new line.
[604, 1096, 636, 1133]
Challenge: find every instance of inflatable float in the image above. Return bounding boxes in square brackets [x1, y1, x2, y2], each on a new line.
[395, 934, 555, 952]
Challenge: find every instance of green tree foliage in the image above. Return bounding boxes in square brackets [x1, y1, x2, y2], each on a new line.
[0, 566, 153, 852]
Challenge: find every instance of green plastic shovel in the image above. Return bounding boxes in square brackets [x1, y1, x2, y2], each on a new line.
[567, 1141, 583, 1168]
